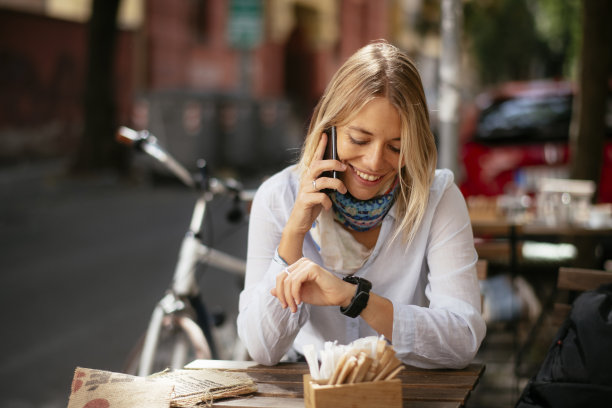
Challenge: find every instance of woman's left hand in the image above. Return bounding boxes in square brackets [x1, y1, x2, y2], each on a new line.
[271, 258, 355, 313]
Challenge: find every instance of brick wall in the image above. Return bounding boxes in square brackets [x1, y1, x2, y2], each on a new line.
[0, 8, 134, 161]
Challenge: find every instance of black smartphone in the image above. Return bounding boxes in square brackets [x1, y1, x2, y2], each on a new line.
[322, 126, 338, 180]
[320, 126, 338, 195]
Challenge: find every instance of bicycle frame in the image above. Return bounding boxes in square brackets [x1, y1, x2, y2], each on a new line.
[116, 127, 252, 376]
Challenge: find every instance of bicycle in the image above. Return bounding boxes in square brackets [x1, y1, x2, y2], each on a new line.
[116, 126, 255, 376]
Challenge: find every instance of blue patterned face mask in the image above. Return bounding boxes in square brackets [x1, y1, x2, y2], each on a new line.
[330, 178, 399, 232]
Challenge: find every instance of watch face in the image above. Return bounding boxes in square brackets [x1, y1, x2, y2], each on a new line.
[343, 276, 371, 286]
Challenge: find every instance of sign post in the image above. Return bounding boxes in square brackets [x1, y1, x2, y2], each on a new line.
[227, 0, 263, 94]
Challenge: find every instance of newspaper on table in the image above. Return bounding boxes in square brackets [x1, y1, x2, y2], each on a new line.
[150, 368, 257, 407]
[67, 366, 256, 408]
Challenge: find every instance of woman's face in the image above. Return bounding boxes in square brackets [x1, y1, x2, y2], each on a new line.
[336, 97, 402, 201]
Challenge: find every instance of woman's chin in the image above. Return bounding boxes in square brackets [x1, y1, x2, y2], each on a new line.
[345, 185, 379, 201]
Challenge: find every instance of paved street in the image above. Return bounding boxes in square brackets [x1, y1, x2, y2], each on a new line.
[0, 159, 255, 407]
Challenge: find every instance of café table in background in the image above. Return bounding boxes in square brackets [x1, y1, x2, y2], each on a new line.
[185, 359, 485, 408]
[470, 217, 612, 273]
[470, 210, 612, 378]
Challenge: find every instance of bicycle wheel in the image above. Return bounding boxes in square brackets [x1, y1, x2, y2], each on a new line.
[187, 293, 220, 359]
[122, 314, 212, 376]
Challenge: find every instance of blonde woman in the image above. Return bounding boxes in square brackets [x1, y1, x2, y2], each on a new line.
[237, 41, 485, 369]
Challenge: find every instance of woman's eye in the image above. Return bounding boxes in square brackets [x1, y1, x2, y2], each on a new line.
[388, 145, 401, 153]
[349, 136, 367, 145]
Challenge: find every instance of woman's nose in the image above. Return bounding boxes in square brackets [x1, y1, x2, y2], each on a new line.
[364, 143, 385, 171]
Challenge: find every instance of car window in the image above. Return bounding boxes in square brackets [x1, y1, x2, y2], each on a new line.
[475, 95, 572, 143]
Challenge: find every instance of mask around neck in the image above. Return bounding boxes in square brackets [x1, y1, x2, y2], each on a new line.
[330, 177, 399, 232]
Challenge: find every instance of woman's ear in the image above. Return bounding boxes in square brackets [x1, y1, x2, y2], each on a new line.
[398, 155, 406, 169]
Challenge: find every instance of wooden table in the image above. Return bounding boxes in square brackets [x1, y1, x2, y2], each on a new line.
[471, 218, 612, 271]
[185, 360, 485, 408]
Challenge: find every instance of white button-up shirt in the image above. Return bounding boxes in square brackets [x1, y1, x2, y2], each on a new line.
[237, 166, 486, 369]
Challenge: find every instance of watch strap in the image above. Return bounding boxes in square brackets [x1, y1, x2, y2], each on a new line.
[340, 276, 372, 318]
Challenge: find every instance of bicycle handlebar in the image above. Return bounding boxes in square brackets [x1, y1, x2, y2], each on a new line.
[116, 126, 254, 202]
[117, 127, 196, 188]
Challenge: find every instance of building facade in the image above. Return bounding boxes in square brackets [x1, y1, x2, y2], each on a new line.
[0, 0, 436, 169]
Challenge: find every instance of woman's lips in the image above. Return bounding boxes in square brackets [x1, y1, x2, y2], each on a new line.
[350, 165, 384, 183]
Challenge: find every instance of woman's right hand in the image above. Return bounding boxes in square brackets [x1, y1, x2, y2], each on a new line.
[272, 257, 355, 313]
[278, 133, 346, 263]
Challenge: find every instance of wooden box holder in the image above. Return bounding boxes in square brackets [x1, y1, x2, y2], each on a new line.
[303, 375, 402, 408]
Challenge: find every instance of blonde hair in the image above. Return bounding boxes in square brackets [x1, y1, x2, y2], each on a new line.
[298, 40, 437, 244]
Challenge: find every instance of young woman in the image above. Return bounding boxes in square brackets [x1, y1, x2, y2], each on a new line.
[237, 41, 485, 369]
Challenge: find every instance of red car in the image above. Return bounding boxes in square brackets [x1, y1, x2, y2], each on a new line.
[459, 80, 612, 203]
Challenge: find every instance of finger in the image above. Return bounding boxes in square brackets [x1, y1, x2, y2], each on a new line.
[314, 132, 328, 160]
[325, 160, 347, 173]
[283, 271, 298, 313]
[290, 259, 319, 307]
[290, 268, 308, 307]
[275, 268, 289, 308]
[271, 266, 291, 298]
[286, 263, 304, 307]
[298, 189, 330, 205]
[297, 183, 333, 211]
[284, 259, 310, 312]
[311, 178, 319, 192]
[319, 194, 333, 211]
[312, 177, 347, 195]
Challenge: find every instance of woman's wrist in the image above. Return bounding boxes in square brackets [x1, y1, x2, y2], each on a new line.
[340, 281, 356, 308]
[278, 226, 307, 264]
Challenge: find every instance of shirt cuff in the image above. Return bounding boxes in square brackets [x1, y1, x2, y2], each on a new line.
[273, 247, 289, 267]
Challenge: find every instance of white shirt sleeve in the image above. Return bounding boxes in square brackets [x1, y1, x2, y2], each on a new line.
[391, 180, 486, 369]
[236, 169, 310, 365]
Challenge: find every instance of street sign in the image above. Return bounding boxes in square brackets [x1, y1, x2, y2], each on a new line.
[227, 0, 263, 50]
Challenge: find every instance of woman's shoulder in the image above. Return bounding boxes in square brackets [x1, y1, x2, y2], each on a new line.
[254, 164, 300, 202]
[431, 168, 455, 192]
[428, 169, 464, 207]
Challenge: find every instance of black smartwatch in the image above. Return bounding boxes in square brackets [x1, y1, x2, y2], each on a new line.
[340, 276, 372, 318]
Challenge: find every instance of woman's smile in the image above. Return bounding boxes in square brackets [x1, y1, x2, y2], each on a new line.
[352, 166, 383, 182]
[348, 164, 389, 187]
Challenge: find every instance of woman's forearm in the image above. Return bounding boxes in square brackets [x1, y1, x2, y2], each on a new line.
[359, 293, 394, 340]
[278, 225, 307, 264]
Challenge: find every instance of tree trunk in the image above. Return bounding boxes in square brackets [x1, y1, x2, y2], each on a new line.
[72, 0, 123, 172]
[568, 0, 611, 268]
[569, 0, 612, 200]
